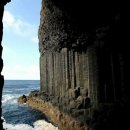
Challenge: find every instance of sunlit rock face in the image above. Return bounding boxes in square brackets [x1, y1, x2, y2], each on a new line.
[38, 0, 129, 130]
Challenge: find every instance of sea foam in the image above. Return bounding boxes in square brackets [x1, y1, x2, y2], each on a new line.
[3, 119, 59, 130]
[2, 94, 18, 104]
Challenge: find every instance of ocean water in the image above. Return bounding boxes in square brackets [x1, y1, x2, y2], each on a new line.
[2, 80, 59, 130]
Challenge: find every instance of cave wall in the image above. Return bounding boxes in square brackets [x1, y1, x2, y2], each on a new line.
[38, 0, 128, 129]
[39, 0, 121, 108]
[39, 0, 102, 112]
[0, 0, 127, 129]
[0, 0, 11, 129]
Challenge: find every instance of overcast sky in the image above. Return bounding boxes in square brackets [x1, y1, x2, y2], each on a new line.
[2, 0, 41, 80]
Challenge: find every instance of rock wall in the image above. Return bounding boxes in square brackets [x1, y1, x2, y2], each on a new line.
[0, 0, 11, 129]
[38, 0, 128, 130]
[0, 0, 128, 130]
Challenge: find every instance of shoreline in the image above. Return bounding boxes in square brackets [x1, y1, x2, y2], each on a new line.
[18, 92, 88, 130]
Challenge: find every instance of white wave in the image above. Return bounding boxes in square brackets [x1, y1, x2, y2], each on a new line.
[33, 120, 59, 130]
[1, 116, 5, 122]
[14, 88, 26, 91]
[3, 122, 34, 130]
[2, 94, 19, 104]
[3, 119, 59, 130]
[3, 90, 13, 93]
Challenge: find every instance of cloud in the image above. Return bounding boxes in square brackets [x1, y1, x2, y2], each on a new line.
[2, 64, 40, 80]
[3, 10, 38, 43]
[1, 45, 40, 80]
[2, 11, 40, 79]
[3, 11, 15, 26]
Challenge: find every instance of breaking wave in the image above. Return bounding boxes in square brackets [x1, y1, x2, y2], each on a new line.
[3, 119, 59, 130]
[2, 80, 59, 130]
[2, 94, 19, 104]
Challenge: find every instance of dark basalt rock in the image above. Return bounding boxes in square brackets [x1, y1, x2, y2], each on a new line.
[29, 90, 40, 97]
[38, 0, 127, 130]
[1, 0, 128, 130]
[18, 95, 28, 104]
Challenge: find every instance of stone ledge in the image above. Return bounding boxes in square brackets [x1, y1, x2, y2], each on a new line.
[18, 95, 89, 130]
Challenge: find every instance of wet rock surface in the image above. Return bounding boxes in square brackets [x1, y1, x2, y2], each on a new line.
[18, 93, 89, 130]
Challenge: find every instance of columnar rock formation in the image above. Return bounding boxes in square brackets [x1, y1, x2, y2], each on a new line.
[38, 0, 128, 130]
[0, 0, 128, 130]
[0, 0, 11, 129]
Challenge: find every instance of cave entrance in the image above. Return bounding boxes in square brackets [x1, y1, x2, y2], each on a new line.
[1, 0, 44, 129]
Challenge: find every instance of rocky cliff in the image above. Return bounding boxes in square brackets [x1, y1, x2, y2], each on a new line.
[1, 0, 128, 130]
[38, 0, 128, 130]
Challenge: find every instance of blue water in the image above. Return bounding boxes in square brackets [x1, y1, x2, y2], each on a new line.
[2, 80, 59, 130]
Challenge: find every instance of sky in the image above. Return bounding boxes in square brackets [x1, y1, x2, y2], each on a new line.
[1, 0, 42, 80]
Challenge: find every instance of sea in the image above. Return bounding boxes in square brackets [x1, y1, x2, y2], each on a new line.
[2, 80, 59, 130]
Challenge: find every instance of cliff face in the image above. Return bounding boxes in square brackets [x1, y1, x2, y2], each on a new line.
[39, 0, 114, 106]
[1, 0, 128, 129]
[0, 0, 128, 130]
[38, 0, 127, 130]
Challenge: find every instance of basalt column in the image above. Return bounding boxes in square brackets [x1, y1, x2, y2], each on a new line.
[38, 0, 125, 129]
[39, 0, 101, 112]
[0, 0, 11, 129]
